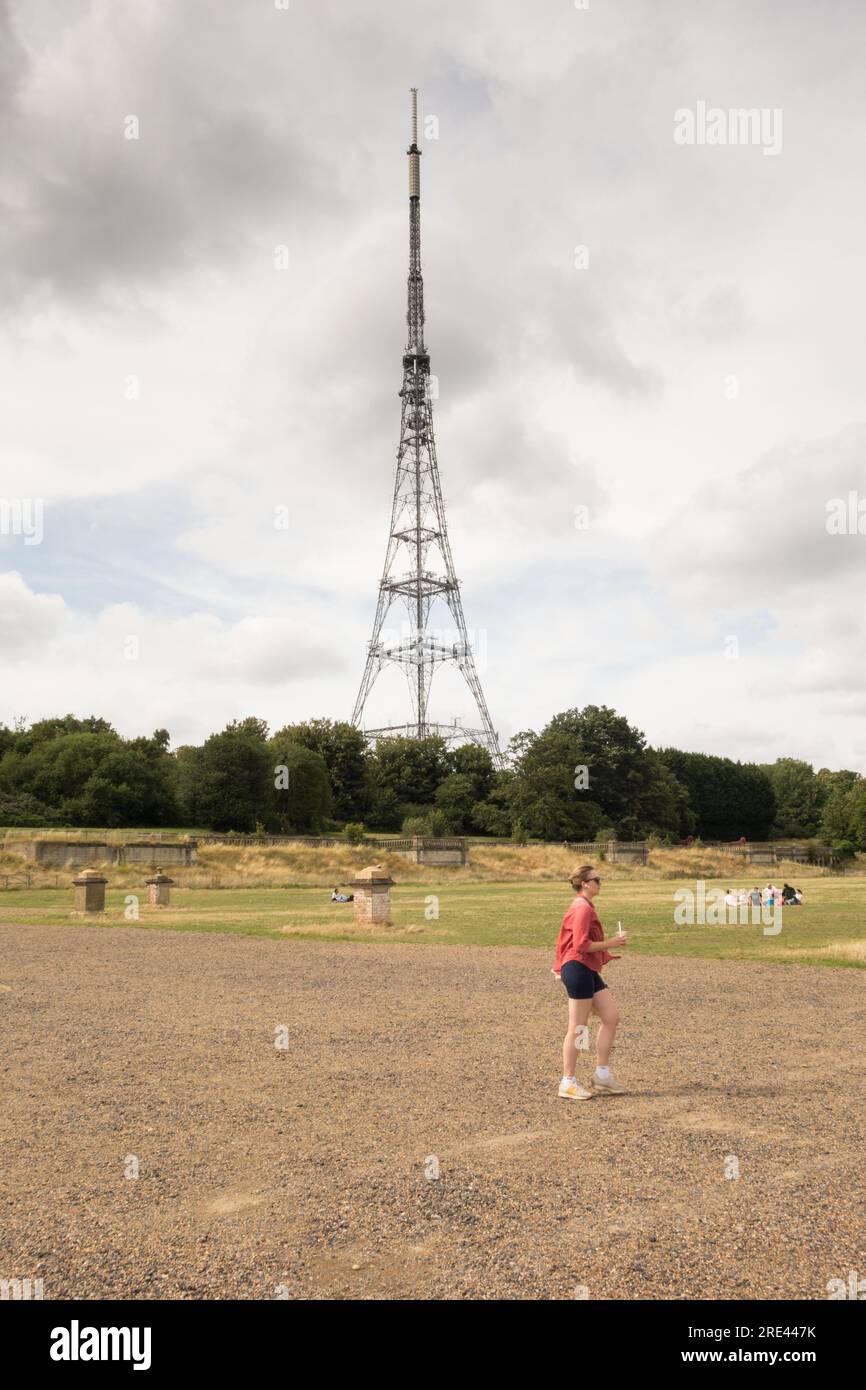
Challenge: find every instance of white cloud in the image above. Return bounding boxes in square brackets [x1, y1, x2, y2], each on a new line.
[0, 577, 347, 743]
[1, 0, 865, 767]
[0, 570, 69, 654]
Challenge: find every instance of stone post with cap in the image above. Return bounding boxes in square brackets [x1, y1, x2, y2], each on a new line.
[72, 867, 108, 914]
[349, 864, 395, 926]
[145, 868, 175, 907]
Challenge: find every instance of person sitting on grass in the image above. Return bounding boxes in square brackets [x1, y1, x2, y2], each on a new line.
[330, 886, 354, 903]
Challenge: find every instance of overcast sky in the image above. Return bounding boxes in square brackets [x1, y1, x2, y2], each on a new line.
[1, 0, 865, 769]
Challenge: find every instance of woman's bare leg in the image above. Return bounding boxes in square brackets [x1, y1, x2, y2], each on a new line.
[591, 988, 620, 1068]
[563, 997, 592, 1076]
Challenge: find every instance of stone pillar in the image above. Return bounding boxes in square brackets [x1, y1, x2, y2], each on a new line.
[72, 868, 108, 914]
[609, 844, 649, 866]
[145, 869, 175, 907]
[349, 865, 395, 927]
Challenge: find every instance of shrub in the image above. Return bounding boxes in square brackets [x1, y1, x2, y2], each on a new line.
[832, 839, 858, 865]
[427, 808, 449, 837]
[343, 822, 366, 844]
[402, 815, 431, 836]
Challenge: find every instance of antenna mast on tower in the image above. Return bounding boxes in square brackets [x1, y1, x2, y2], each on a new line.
[352, 90, 503, 768]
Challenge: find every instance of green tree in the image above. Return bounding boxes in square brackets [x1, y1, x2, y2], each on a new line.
[75, 737, 178, 826]
[760, 758, 824, 837]
[818, 770, 862, 844]
[0, 788, 58, 826]
[227, 716, 270, 740]
[268, 737, 333, 832]
[12, 714, 115, 758]
[0, 728, 177, 827]
[507, 706, 682, 840]
[366, 784, 403, 832]
[447, 744, 495, 801]
[369, 736, 450, 808]
[433, 773, 476, 834]
[470, 769, 515, 836]
[846, 783, 866, 849]
[640, 755, 695, 838]
[276, 719, 370, 821]
[657, 749, 775, 840]
[174, 744, 206, 826]
[189, 721, 273, 833]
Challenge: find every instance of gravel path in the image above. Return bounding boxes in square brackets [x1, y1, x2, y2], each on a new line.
[1, 923, 864, 1300]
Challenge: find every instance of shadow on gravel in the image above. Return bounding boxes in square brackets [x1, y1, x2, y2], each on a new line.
[670, 1082, 781, 1098]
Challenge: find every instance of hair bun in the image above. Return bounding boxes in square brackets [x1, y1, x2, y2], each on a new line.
[569, 863, 596, 890]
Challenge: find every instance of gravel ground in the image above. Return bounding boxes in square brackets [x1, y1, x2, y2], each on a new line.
[1, 923, 864, 1301]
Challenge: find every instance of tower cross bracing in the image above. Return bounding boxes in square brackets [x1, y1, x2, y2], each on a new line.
[352, 89, 503, 768]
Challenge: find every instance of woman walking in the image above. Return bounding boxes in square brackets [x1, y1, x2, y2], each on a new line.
[553, 865, 628, 1099]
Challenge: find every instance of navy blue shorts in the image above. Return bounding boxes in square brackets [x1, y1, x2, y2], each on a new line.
[560, 960, 607, 999]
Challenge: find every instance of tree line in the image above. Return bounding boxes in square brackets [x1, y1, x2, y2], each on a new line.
[1, 707, 864, 848]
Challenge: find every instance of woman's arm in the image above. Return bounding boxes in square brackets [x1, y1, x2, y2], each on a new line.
[585, 932, 628, 950]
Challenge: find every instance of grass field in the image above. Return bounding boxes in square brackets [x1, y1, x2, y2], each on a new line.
[1, 876, 864, 968]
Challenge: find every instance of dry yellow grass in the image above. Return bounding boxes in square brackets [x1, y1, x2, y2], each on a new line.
[778, 940, 866, 965]
[189, 841, 834, 888]
[278, 920, 449, 938]
[2, 828, 199, 843]
[0, 838, 840, 888]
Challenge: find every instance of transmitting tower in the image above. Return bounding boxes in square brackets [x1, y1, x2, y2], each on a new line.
[352, 89, 503, 768]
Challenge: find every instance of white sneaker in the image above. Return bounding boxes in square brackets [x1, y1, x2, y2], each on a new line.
[590, 1072, 626, 1095]
[558, 1079, 593, 1101]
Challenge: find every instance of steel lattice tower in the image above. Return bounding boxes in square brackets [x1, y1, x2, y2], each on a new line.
[352, 89, 503, 769]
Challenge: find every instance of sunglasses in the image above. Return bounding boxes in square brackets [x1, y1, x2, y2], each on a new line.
[587, 876, 602, 885]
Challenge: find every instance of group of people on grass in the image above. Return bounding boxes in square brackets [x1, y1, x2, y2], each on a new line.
[723, 882, 803, 908]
